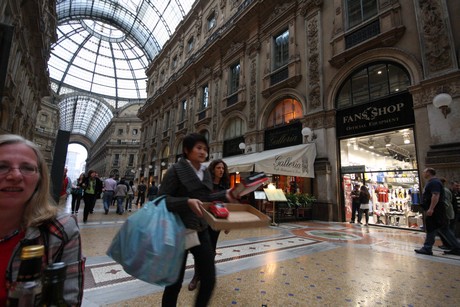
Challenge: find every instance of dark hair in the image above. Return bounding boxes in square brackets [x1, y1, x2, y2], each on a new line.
[424, 168, 436, 176]
[208, 159, 230, 188]
[360, 185, 370, 199]
[182, 133, 209, 159]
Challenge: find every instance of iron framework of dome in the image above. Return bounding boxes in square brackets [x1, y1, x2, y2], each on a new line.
[48, 0, 194, 142]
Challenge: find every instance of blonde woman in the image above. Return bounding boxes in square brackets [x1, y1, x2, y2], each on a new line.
[0, 134, 85, 306]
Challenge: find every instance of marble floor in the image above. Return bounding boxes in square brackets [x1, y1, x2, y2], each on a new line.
[67, 199, 460, 307]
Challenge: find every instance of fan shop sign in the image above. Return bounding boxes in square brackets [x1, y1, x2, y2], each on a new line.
[336, 93, 414, 138]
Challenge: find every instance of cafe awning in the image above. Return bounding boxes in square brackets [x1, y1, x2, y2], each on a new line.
[219, 143, 317, 178]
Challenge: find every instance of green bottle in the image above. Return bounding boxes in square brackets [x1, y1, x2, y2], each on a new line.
[40, 262, 69, 307]
[7, 245, 44, 307]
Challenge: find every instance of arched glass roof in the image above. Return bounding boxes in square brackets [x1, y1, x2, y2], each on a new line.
[48, 0, 194, 142]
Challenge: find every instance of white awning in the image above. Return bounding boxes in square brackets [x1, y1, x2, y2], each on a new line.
[218, 144, 317, 178]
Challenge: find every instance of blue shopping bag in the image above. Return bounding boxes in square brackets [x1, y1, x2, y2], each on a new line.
[106, 196, 186, 286]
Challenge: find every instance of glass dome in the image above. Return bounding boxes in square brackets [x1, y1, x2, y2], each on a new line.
[48, 0, 194, 142]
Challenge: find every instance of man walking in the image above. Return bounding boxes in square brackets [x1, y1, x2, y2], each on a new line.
[136, 179, 147, 207]
[414, 168, 460, 256]
[103, 174, 117, 214]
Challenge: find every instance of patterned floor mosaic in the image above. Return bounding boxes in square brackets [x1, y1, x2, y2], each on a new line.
[69, 200, 460, 306]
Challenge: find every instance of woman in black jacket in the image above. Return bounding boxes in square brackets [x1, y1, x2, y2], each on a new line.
[188, 159, 231, 291]
[159, 133, 236, 307]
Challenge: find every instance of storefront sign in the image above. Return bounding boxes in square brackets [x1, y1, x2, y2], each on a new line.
[336, 93, 414, 137]
[264, 121, 302, 150]
[217, 143, 317, 178]
[341, 165, 365, 173]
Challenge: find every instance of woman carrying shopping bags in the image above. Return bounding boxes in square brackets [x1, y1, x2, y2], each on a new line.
[159, 133, 237, 307]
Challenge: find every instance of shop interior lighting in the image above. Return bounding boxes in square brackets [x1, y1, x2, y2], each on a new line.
[403, 133, 410, 144]
[368, 138, 374, 149]
[384, 136, 392, 147]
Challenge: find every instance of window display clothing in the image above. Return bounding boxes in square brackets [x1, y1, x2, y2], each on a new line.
[409, 186, 420, 205]
[375, 185, 389, 203]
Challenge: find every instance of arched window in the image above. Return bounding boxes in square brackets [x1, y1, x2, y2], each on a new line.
[267, 98, 303, 128]
[336, 62, 410, 109]
[224, 117, 246, 140]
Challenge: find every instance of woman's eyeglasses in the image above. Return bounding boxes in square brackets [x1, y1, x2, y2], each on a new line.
[0, 164, 38, 176]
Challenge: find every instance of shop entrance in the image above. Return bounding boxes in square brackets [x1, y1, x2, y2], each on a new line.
[339, 128, 423, 230]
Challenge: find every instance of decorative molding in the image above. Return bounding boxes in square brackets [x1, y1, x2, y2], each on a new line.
[249, 58, 257, 128]
[223, 41, 244, 62]
[299, 0, 323, 17]
[415, 0, 456, 77]
[306, 12, 321, 109]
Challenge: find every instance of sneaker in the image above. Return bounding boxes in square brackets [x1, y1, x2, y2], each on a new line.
[349, 221, 355, 224]
[414, 248, 433, 256]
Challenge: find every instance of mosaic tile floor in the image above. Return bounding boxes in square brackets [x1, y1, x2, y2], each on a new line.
[68, 199, 460, 307]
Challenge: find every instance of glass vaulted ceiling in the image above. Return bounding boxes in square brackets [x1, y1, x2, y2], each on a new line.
[48, 0, 194, 142]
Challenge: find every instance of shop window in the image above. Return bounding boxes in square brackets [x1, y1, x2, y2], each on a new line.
[336, 62, 410, 109]
[267, 98, 303, 128]
[273, 29, 289, 70]
[340, 128, 420, 228]
[340, 129, 416, 172]
[346, 0, 378, 29]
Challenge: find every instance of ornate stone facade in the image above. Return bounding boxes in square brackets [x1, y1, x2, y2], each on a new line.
[0, 0, 57, 139]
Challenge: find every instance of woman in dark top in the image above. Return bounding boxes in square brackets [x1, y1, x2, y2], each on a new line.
[159, 133, 236, 307]
[188, 159, 231, 291]
[358, 185, 371, 226]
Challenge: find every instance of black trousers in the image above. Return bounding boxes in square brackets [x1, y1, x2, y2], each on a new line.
[351, 202, 360, 222]
[71, 193, 82, 212]
[162, 229, 216, 307]
[83, 193, 97, 221]
[135, 192, 145, 206]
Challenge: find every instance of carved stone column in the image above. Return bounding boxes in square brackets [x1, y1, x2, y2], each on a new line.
[414, 0, 458, 77]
